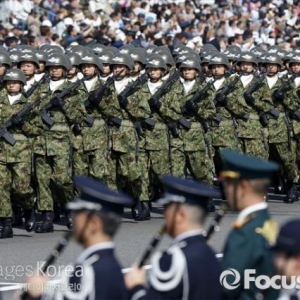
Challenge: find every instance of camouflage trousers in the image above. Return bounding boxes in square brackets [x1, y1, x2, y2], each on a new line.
[269, 141, 298, 183]
[239, 137, 268, 160]
[0, 162, 34, 218]
[73, 147, 111, 186]
[109, 150, 141, 200]
[139, 148, 171, 201]
[170, 147, 214, 185]
[35, 153, 74, 211]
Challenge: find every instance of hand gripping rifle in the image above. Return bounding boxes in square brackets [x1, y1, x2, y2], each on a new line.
[118, 72, 148, 102]
[147, 69, 181, 108]
[39, 76, 92, 128]
[0, 90, 51, 146]
[20, 231, 73, 300]
[24, 73, 50, 99]
[84, 70, 124, 114]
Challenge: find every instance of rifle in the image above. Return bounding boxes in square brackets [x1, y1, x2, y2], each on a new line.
[118, 73, 148, 102]
[273, 72, 299, 96]
[84, 70, 124, 114]
[0, 91, 51, 146]
[24, 73, 50, 99]
[40, 76, 91, 128]
[147, 69, 180, 106]
[215, 73, 242, 102]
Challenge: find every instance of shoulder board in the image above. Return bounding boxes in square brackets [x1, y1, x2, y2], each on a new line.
[149, 245, 186, 292]
[232, 213, 256, 229]
[255, 219, 278, 243]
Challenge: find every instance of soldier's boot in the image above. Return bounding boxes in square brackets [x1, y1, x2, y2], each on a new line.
[65, 211, 73, 230]
[141, 201, 151, 220]
[284, 182, 296, 204]
[12, 207, 23, 227]
[0, 218, 13, 238]
[53, 202, 61, 222]
[131, 201, 144, 221]
[208, 198, 216, 212]
[23, 209, 36, 232]
[35, 211, 54, 233]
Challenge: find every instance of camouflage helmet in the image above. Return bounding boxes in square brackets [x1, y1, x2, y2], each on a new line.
[18, 53, 39, 68]
[238, 52, 257, 66]
[146, 54, 168, 71]
[79, 53, 104, 72]
[179, 55, 201, 72]
[208, 53, 230, 69]
[35, 50, 48, 63]
[46, 53, 71, 70]
[3, 68, 26, 85]
[110, 53, 134, 70]
[289, 54, 300, 65]
[67, 52, 81, 67]
[130, 49, 146, 66]
[264, 54, 283, 67]
[9, 51, 21, 65]
[0, 51, 12, 67]
[98, 50, 113, 64]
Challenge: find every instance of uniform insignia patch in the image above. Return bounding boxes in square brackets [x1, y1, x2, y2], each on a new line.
[255, 220, 278, 243]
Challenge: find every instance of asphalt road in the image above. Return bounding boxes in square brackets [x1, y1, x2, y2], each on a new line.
[0, 199, 299, 299]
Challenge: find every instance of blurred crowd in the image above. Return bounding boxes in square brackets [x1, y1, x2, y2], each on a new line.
[0, 0, 300, 52]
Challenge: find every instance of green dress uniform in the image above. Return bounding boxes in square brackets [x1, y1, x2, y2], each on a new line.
[220, 149, 280, 300]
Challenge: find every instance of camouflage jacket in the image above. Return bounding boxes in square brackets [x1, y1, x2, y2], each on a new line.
[253, 76, 289, 143]
[25, 80, 86, 155]
[171, 77, 215, 151]
[284, 80, 300, 139]
[206, 76, 238, 148]
[99, 79, 138, 154]
[0, 90, 31, 163]
[227, 77, 262, 139]
[75, 78, 108, 152]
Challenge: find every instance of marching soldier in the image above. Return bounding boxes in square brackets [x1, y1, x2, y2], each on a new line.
[206, 53, 240, 175]
[171, 55, 215, 185]
[98, 50, 113, 82]
[226, 52, 267, 159]
[25, 176, 133, 300]
[66, 52, 82, 83]
[125, 55, 166, 219]
[125, 174, 222, 299]
[98, 53, 143, 219]
[220, 149, 280, 300]
[75, 54, 111, 188]
[254, 54, 298, 203]
[18, 53, 40, 93]
[26, 53, 87, 232]
[0, 50, 12, 87]
[129, 48, 146, 81]
[0, 69, 35, 238]
[34, 51, 48, 83]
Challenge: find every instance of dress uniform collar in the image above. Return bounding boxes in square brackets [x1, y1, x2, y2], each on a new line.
[172, 229, 203, 245]
[236, 202, 267, 222]
[76, 241, 115, 263]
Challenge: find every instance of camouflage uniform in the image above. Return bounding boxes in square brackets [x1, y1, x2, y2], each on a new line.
[0, 90, 34, 218]
[227, 77, 267, 159]
[171, 77, 215, 184]
[31, 80, 87, 210]
[253, 68, 298, 202]
[207, 77, 240, 175]
[73, 79, 111, 187]
[98, 78, 142, 199]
